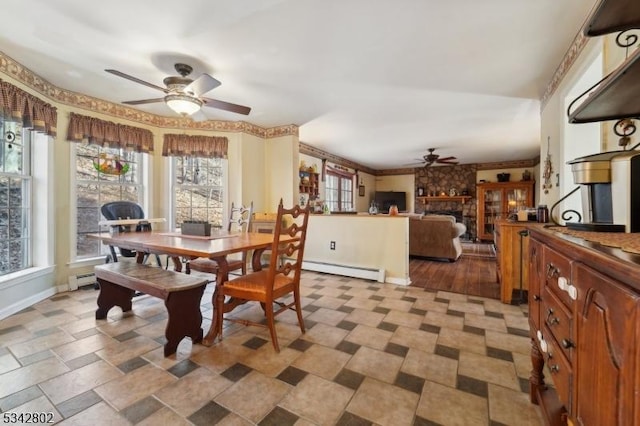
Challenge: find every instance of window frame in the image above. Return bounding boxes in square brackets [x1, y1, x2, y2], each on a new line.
[0, 125, 53, 283]
[169, 155, 228, 230]
[70, 143, 144, 262]
[0, 122, 32, 276]
[325, 168, 354, 212]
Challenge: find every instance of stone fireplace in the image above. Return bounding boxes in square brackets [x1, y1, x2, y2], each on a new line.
[415, 164, 478, 241]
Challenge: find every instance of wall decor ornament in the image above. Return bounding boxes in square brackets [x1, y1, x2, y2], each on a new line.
[93, 153, 130, 176]
[542, 136, 553, 194]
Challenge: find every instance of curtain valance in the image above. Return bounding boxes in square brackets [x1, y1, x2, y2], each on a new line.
[66, 112, 154, 152]
[0, 80, 57, 137]
[162, 134, 228, 158]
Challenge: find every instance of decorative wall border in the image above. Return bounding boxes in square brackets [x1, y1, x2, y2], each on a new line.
[299, 142, 377, 175]
[0, 51, 298, 139]
[540, 31, 589, 110]
[301, 141, 538, 176]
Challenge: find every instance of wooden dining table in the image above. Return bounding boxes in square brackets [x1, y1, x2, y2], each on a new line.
[88, 230, 290, 344]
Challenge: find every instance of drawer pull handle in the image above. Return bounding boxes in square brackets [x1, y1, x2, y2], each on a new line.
[561, 339, 575, 349]
[546, 263, 560, 278]
[550, 364, 560, 374]
[557, 276, 578, 300]
[533, 295, 541, 302]
[546, 308, 560, 326]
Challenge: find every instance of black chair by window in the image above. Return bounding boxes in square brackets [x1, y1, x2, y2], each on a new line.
[100, 201, 162, 267]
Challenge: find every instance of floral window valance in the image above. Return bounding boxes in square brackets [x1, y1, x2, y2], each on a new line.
[162, 134, 228, 158]
[0, 80, 57, 137]
[67, 112, 154, 153]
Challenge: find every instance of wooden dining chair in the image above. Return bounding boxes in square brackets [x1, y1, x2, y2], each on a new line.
[214, 200, 311, 352]
[187, 202, 253, 276]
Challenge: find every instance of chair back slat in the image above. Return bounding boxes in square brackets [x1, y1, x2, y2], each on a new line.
[265, 200, 311, 294]
[227, 201, 253, 233]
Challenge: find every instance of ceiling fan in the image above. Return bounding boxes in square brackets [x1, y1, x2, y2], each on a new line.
[412, 148, 459, 167]
[105, 63, 251, 117]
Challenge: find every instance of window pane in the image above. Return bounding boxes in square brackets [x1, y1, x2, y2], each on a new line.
[174, 157, 224, 229]
[75, 145, 142, 259]
[0, 121, 31, 275]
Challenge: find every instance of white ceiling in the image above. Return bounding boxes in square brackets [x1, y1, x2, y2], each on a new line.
[2, 0, 598, 169]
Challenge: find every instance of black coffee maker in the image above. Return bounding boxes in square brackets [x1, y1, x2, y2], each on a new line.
[567, 150, 640, 232]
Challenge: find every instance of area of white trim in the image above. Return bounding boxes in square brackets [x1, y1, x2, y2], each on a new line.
[302, 260, 386, 283]
[0, 284, 57, 320]
[0, 266, 55, 290]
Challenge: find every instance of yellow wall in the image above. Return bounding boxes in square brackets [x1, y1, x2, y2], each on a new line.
[374, 174, 415, 213]
[304, 215, 410, 284]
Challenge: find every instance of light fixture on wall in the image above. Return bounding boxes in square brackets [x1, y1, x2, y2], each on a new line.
[165, 94, 202, 116]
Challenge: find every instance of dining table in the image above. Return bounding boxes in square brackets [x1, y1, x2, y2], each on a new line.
[87, 229, 291, 345]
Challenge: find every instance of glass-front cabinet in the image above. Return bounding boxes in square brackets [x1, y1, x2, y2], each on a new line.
[476, 181, 535, 241]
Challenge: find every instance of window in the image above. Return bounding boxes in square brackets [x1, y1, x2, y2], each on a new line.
[74, 143, 142, 259]
[172, 156, 225, 229]
[325, 170, 354, 212]
[0, 120, 31, 276]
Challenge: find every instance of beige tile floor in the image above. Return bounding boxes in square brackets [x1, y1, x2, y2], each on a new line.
[0, 271, 543, 425]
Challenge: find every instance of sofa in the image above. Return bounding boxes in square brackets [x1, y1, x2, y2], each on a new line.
[408, 214, 467, 262]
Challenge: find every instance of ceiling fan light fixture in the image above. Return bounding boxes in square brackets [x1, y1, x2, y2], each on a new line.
[165, 94, 202, 116]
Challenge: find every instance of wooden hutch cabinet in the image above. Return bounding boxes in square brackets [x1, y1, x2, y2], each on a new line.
[528, 228, 640, 425]
[476, 181, 534, 241]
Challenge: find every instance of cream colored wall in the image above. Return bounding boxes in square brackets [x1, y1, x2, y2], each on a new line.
[304, 215, 410, 284]
[236, 133, 267, 212]
[374, 174, 415, 213]
[540, 37, 610, 209]
[355, 172, 375, 212]
[265, 135, 299, 211]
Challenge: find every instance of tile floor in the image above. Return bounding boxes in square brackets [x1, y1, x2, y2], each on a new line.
[0, 271, 543, 425]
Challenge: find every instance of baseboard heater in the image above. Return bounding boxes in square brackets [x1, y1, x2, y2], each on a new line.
[68, 272, 97, 291]
[302, 260, 385, 282]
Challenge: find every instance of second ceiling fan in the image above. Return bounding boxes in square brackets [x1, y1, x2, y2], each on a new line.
[414, 148, 459, 167]
[105, 63, 251, 117]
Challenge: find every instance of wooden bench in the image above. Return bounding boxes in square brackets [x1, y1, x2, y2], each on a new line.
[94, 262, 208, 357]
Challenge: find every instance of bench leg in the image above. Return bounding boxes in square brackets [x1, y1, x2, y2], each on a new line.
[163, 285, 206, 356]
[95, 278, 135, 319]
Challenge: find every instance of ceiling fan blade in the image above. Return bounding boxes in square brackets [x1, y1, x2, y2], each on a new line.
[184, 74, 221, 96]
[202, 97, 251, 115]
[438, 160, 459, 165]
[105, 69, 168, 93]
[122, 98, 165, 105]
[437, 156, 456, 162]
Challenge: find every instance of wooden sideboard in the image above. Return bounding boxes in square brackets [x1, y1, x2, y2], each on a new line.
[494, 219, 536, 304]
[528, 228, 640, 425]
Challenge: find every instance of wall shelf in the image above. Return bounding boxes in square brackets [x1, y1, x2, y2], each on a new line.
[417, 196, 471, 204]
[583, 0, 640, 36]
[568, 46, 640, 123]
[567, 0, 640, 123]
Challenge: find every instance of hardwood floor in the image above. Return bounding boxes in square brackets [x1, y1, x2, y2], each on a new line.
[409, 253, 500, 299]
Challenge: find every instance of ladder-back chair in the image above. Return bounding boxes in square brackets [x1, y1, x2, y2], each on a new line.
[187, 202, 254, 276]
[213, 200, 311, 352]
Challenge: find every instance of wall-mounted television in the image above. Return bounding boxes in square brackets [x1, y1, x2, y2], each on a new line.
[374, 191, 407, 213]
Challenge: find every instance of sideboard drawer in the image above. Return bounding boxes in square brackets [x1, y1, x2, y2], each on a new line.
[543, 324, 573, 412]
[543, 246, 575, 308]
[542, 286, 574, 362]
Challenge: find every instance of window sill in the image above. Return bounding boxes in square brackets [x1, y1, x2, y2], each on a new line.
[0, 265, 55, 290]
